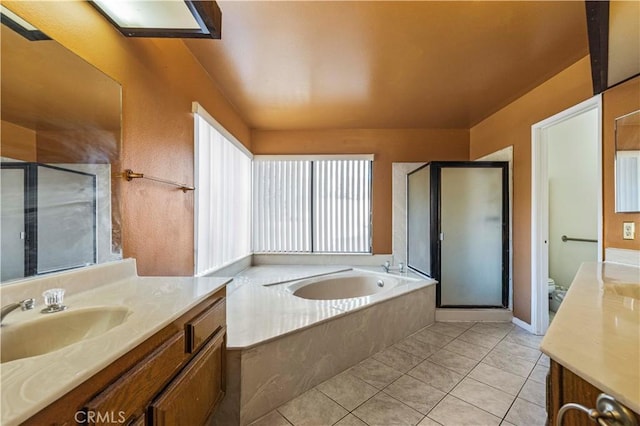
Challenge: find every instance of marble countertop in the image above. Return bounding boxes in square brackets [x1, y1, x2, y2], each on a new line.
[0, 260, 231, 426]
[540, 262, 640, 413]
[227, 265, 436, 349]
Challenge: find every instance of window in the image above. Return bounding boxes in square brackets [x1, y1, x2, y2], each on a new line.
[194, 103, 252, 275]
[253, 156, 372, 253]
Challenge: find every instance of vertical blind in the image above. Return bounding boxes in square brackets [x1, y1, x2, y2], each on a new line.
[253, 157, 372, 253]
[253, 160, 311, 252]
[194, 112, 252, 276]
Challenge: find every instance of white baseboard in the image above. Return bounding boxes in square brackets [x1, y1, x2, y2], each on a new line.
[512, 317, 535, 333]
[436, 309, 513, 322]
[605, 248, 640, 267]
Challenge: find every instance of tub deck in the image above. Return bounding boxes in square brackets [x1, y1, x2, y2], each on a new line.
[227, 265, 436, 349]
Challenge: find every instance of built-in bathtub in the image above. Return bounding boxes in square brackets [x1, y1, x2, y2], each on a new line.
[287, 270, 403, 300]
[215, 266, 437, 425]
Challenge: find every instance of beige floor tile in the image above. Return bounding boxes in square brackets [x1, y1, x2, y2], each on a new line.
[504, 330, 544, 350]
[501, 422, 516, 426]
[456, 329, 503, 349]
[518, 378, 546, 407]
[407, 360, 464, 393]
[394, 336, 441, 359]
[249, 410, 292, 426]
[443, 338, 492, 361]
[450, 377, 515, 418]
[352, 392, 424, 426]
[468, 363, 526, 396]
[412, 328, 456, 347]
[334, 414, 367, 426]
[537, 354, 551, 367]
[528, 364, 548, 384]
[428, 349, 478, 375]
[349, 358, 403, 390]
[418, 417, 443, 426]
[428, 395, 501, 426]
[316, 371, 379, 411]
[383, 374, 446, 415]
[470, 323, 512, 338]
[483, 350, 536, 378]
[446, 321, 477, 330]
[493, 340, 541, 362]
[278, 389, 348, 426]
[427, 322, 467, 338]
[504, 397, 547, 426]
[373, 346, 424, 373]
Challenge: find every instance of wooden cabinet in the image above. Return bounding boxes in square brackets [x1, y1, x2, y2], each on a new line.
[149, 331, 225, 425]
[24, 288, 226, 426]
[547, 359, 640, 426]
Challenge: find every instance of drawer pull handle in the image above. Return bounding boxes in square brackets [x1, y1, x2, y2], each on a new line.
[557, 394, 637, 426]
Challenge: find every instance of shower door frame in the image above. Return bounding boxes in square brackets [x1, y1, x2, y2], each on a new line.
[408, 161, 510, 309]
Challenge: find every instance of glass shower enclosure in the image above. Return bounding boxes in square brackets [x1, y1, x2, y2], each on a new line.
[407, 162, 509, 308]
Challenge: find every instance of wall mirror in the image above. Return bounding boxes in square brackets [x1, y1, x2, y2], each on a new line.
[0, 6, 122, 283]
[615, 110, 640, 213]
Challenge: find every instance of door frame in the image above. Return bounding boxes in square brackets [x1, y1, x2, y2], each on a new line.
[530, 95, 603, 335]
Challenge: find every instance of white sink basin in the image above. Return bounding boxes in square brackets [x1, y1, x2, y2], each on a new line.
[1, 306, 131, 363]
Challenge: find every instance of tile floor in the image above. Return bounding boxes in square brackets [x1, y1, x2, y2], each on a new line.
[249, 321, 548, 426]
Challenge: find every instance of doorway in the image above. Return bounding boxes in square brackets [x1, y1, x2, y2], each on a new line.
[531, 95, 602, 335]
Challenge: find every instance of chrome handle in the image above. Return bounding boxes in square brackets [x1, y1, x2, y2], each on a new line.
[557, 394, 637, 426]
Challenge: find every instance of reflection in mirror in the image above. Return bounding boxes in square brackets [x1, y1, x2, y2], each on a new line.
[615, 110, 640, 213]
[0, 7, 122, 283]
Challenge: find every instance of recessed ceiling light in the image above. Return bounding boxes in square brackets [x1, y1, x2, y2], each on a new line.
[90, 0, 221, 39]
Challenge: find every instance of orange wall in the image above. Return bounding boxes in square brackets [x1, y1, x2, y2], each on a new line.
[470, 56, 593, 324]
[252, 129, 470, 253]
[1, 120, 36, 161]
[603, 77, 640, 251]
[5, 1, 251, 276]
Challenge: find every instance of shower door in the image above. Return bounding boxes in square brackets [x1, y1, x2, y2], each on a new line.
[407, 162, 509, 308]
[438, 163, 508, 307]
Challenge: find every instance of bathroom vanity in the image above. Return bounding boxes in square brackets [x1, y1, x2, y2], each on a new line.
[541, 262, 640, 425]
[0, 260, 231, 426]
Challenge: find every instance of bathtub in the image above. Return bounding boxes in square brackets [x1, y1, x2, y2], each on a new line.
[286, 270, 403, 300]
[220, 266, 437, 425]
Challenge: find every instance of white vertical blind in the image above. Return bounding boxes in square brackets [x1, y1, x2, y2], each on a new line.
[313, 160, 371, 253]
[194, 114, 251, 276]
[253, 160, 311, 252]
[253, 158, 371, 253]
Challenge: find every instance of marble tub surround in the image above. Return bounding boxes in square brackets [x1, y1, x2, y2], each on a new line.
[0, 260, 231, 426]
[541, 262, 640, 413]
[217, 265, 436, 425]
[227, 266, 433, 349]
[250, 321, 549, 426]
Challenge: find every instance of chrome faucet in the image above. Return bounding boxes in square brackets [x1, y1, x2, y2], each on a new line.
[1, 298, 36, 325]
[382, 261, 391, 273]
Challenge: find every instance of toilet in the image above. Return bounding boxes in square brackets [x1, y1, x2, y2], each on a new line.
[548, 278, 566, 313]
[550, 289, 566, 313]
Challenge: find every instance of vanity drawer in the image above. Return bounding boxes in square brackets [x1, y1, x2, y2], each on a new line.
[185, 297, 225, 353]
[149, 328, 225, 425]
[84, 332, 185, 425]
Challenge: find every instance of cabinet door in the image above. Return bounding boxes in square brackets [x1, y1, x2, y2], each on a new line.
[84, 332, 185, 425]
[149, 329, 225, 426]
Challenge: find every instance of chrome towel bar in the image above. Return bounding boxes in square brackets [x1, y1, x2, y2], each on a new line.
[561, 235, 597, 243]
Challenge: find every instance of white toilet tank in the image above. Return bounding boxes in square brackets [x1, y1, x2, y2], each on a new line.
[548, 278, 556, 294]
